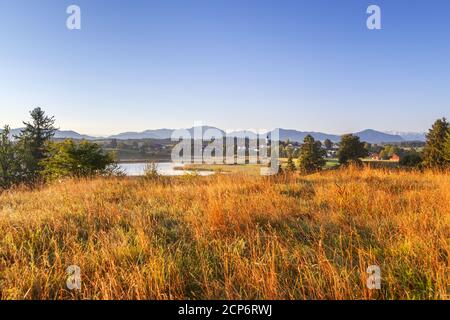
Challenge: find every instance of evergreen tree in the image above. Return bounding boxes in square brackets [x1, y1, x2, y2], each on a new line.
[337, 134, 368, 165]
[286, 154, 296, 172]
[17, 108, 57, 178]
[442, 130, 450, 164]
[422, 118, 449, 168]
[298, 135, 325, 173]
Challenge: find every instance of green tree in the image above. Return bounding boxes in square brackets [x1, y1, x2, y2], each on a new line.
[444, 131, 450, 163]
[384, 145, 393, 157]
[422, 118, 449, 168]
[298, 135, 325, 173]
[379, 149, 389, 160]
[0, 126, 22, 188]
[17, 107, 57, 179]
[324, 139, 333, 150]
[378, 145, 400, 160]
[399, 151, 422, 167]
[337, 134, 368, 165]
[42, 139, 116, 179]
[286, 154, 296, 172]
[385, 145, 400, 157]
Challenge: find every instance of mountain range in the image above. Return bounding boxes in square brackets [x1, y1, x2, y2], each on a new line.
[4, 128, 97, 140]
[95, 127, 426, 143]
[2, 127, 427, 144]
[384, 131, 427, 142]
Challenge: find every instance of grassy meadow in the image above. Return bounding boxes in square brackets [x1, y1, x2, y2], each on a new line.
[0, 167, 448, 300]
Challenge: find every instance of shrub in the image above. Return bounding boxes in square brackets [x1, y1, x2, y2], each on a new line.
[399, 152, 423, 167]
[144, 161, 160, 179]
[42, 139, 116, 179]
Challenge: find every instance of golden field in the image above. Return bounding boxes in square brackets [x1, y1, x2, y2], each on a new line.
[0, 167, 449, 300]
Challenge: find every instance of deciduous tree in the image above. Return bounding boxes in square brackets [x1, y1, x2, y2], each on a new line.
[298, 135, 325, 173]
[42, 139, 116, 179]
[337, 134, 368, 165]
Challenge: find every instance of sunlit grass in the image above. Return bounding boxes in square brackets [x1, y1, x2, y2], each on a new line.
[0, 167, 448, 300]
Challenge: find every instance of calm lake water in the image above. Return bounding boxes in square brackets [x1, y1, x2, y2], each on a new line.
[118, 162, 214, 176]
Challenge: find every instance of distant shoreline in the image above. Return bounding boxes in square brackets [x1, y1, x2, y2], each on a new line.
[117, 159, 172, 164]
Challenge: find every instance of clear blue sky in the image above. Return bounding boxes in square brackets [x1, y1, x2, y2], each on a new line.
[0, 0, 448, 136]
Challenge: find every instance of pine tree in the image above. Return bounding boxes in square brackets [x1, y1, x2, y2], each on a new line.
[298, 135, 325, 174]
[442, 130, 450, 164]
[286, 154, 296, 172]
[422, 118, 449, 168]
[17, 107, 57, 179]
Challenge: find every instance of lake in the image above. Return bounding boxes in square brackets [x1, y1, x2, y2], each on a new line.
[118, 162, 214, 176]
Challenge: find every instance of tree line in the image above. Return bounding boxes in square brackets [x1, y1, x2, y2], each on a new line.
[0, 108, 117, 189]
[284, 117, 450, 174]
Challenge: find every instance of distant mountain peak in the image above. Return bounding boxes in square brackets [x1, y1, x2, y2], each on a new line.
[384, 131, 426, 142]
[353, 129, 403, 143]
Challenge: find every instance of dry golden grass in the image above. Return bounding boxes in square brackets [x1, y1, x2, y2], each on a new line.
[0, 167, 449, 300]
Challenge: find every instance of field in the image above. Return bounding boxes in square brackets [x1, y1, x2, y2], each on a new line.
[0, 167, 449, 300]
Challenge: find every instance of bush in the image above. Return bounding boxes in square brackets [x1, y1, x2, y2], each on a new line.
[399, 152, 423, 167]
[42, 139, 116, 179]
[144, 161, 160, 179]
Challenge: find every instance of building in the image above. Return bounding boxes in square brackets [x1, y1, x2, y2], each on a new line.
[370, 153, 381, 160]
[390, 153, 400, 162]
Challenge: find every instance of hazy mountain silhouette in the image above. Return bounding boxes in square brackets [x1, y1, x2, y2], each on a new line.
[3, 127, 424, 144]
[1, 128, 95, 140]
[353, 129, 404, 144]
[53, 130, 96, 140]
[266, 129, 340, 142]
[384, 131, 426, 142]
[109, 128, 174, 140]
